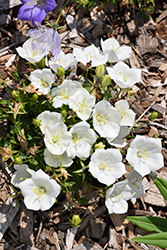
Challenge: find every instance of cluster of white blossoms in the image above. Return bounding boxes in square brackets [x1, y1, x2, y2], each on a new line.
[17, 36, 141, 91]
[13, 36, 164, 213]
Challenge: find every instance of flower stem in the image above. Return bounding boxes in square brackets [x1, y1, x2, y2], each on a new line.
[55, 0, 71, 26]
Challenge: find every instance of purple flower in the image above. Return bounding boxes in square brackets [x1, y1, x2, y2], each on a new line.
[28, 24, 61, 58]
[18, 0, 57, 26]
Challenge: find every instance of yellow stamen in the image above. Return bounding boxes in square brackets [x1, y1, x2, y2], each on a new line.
[96, 111, 110, 126]
[110, 189, 123, 203]
[78, 99, 88, 113]
[131, 177, 140, 189]
[41, 78, 49, 88]
[33, 186, 46, 199]
[119, 72, 130, 82]
[98, 160, 110, 171]
[86, 52, 98, 60]
[137, 148, 150, 160]
[51, 132, 62, 145]
[111, 45, 119, 52]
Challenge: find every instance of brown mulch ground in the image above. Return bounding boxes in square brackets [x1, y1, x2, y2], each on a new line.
[0, 0, 167, 249]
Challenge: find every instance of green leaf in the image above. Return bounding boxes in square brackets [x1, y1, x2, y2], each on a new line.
[156, 177, 167, 189]
[154, 178, 167, 200]
[77, 197, 89, 205]
[131, 232, 167, 248]
[126, 216, 167, 233]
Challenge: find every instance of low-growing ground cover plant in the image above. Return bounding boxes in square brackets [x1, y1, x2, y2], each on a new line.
[0, 1, 166, 247]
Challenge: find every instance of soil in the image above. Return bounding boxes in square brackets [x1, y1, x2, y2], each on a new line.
[0, 0, 167, 249]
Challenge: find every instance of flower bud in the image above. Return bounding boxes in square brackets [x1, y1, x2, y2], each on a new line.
[57, 67, 65, 77]
[32, 93, 39, 102]
[95, 142, 105, 150]
[71, 215, 82, 227]
[61, 109, 67, 120]
[101, 75, 111, 89]
[15, 157, 22, 165]
[149, 111, 158, 120]
[12, 90, 20, 99]
[33, 118, 41, 127]
[95, 65, 105, 78]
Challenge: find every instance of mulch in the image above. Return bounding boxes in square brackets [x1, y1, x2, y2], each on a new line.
[0, 0, 167, 249]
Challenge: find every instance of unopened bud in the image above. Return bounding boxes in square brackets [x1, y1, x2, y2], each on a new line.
[149, 111, 158, 120]
[32, 93, 39, 102]
[15, 157, 22, 165]
[95, 65, 105, 78]
[71, 215, 82, 227]
[12, 90, 19, 99]
[101, 75, 111, 89]
[95, 142, 105, 150]
[57, 67, 65, 76]
[61, 109, 67, 120]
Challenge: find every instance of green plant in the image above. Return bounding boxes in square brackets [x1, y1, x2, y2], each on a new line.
[127, 173, 167, 248]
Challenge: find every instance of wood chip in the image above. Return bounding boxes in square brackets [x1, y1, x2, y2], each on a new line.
[109, 214, 129, 231]
[0, 0, 21, 11]
[65, 227, 78, 250]
[126, 20, 138, 37]
[19, 203, 34, 245]
[92, 25, 104, 39]
[156, 9, 167, 23]
[156, 20, 167, 40]
[0, 14, 11, 25]
[108, 226, 121, 250]
[0, 198, 20, 241]
[143, 171, 167, 207]
[89, 217, 107, 239]
[65, 14, 78, 38]
[136, 35, 158, 55]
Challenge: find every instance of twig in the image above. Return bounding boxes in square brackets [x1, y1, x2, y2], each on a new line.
[0, 27, 12, 38]
[135, 101, 155, 124]
[149, 121, 167, 130]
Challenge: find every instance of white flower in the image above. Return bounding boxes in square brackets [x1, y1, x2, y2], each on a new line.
[44, 148, 73, 168]
[37, 110, 62, 134]
[44, 122, 72, 155]
[69, 88, 96, 121]
[101, 37, 131, 63]
[66, 121, 98, 159]
[19, 169, 61, 211]
[106, 62, 141, 88]
[84, 45, 108, 67]
[11, 164, 35, 188]
[29, 68, 55, 95]
[73, 44, 108, 67]
[16, 38, 47, 63]
[127, 169, 145, 199]
[73, 47, 87, 66]
[93, 100, 121, 139]
[107, 126, 130, 147]
[105, 180, 135, 214]
[126, 135, 164, 177]
[51, 80, 82, 108]
[115, 100, 135, 126]
[89, 148, 126, 186]
[49, 51, 75, 73]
